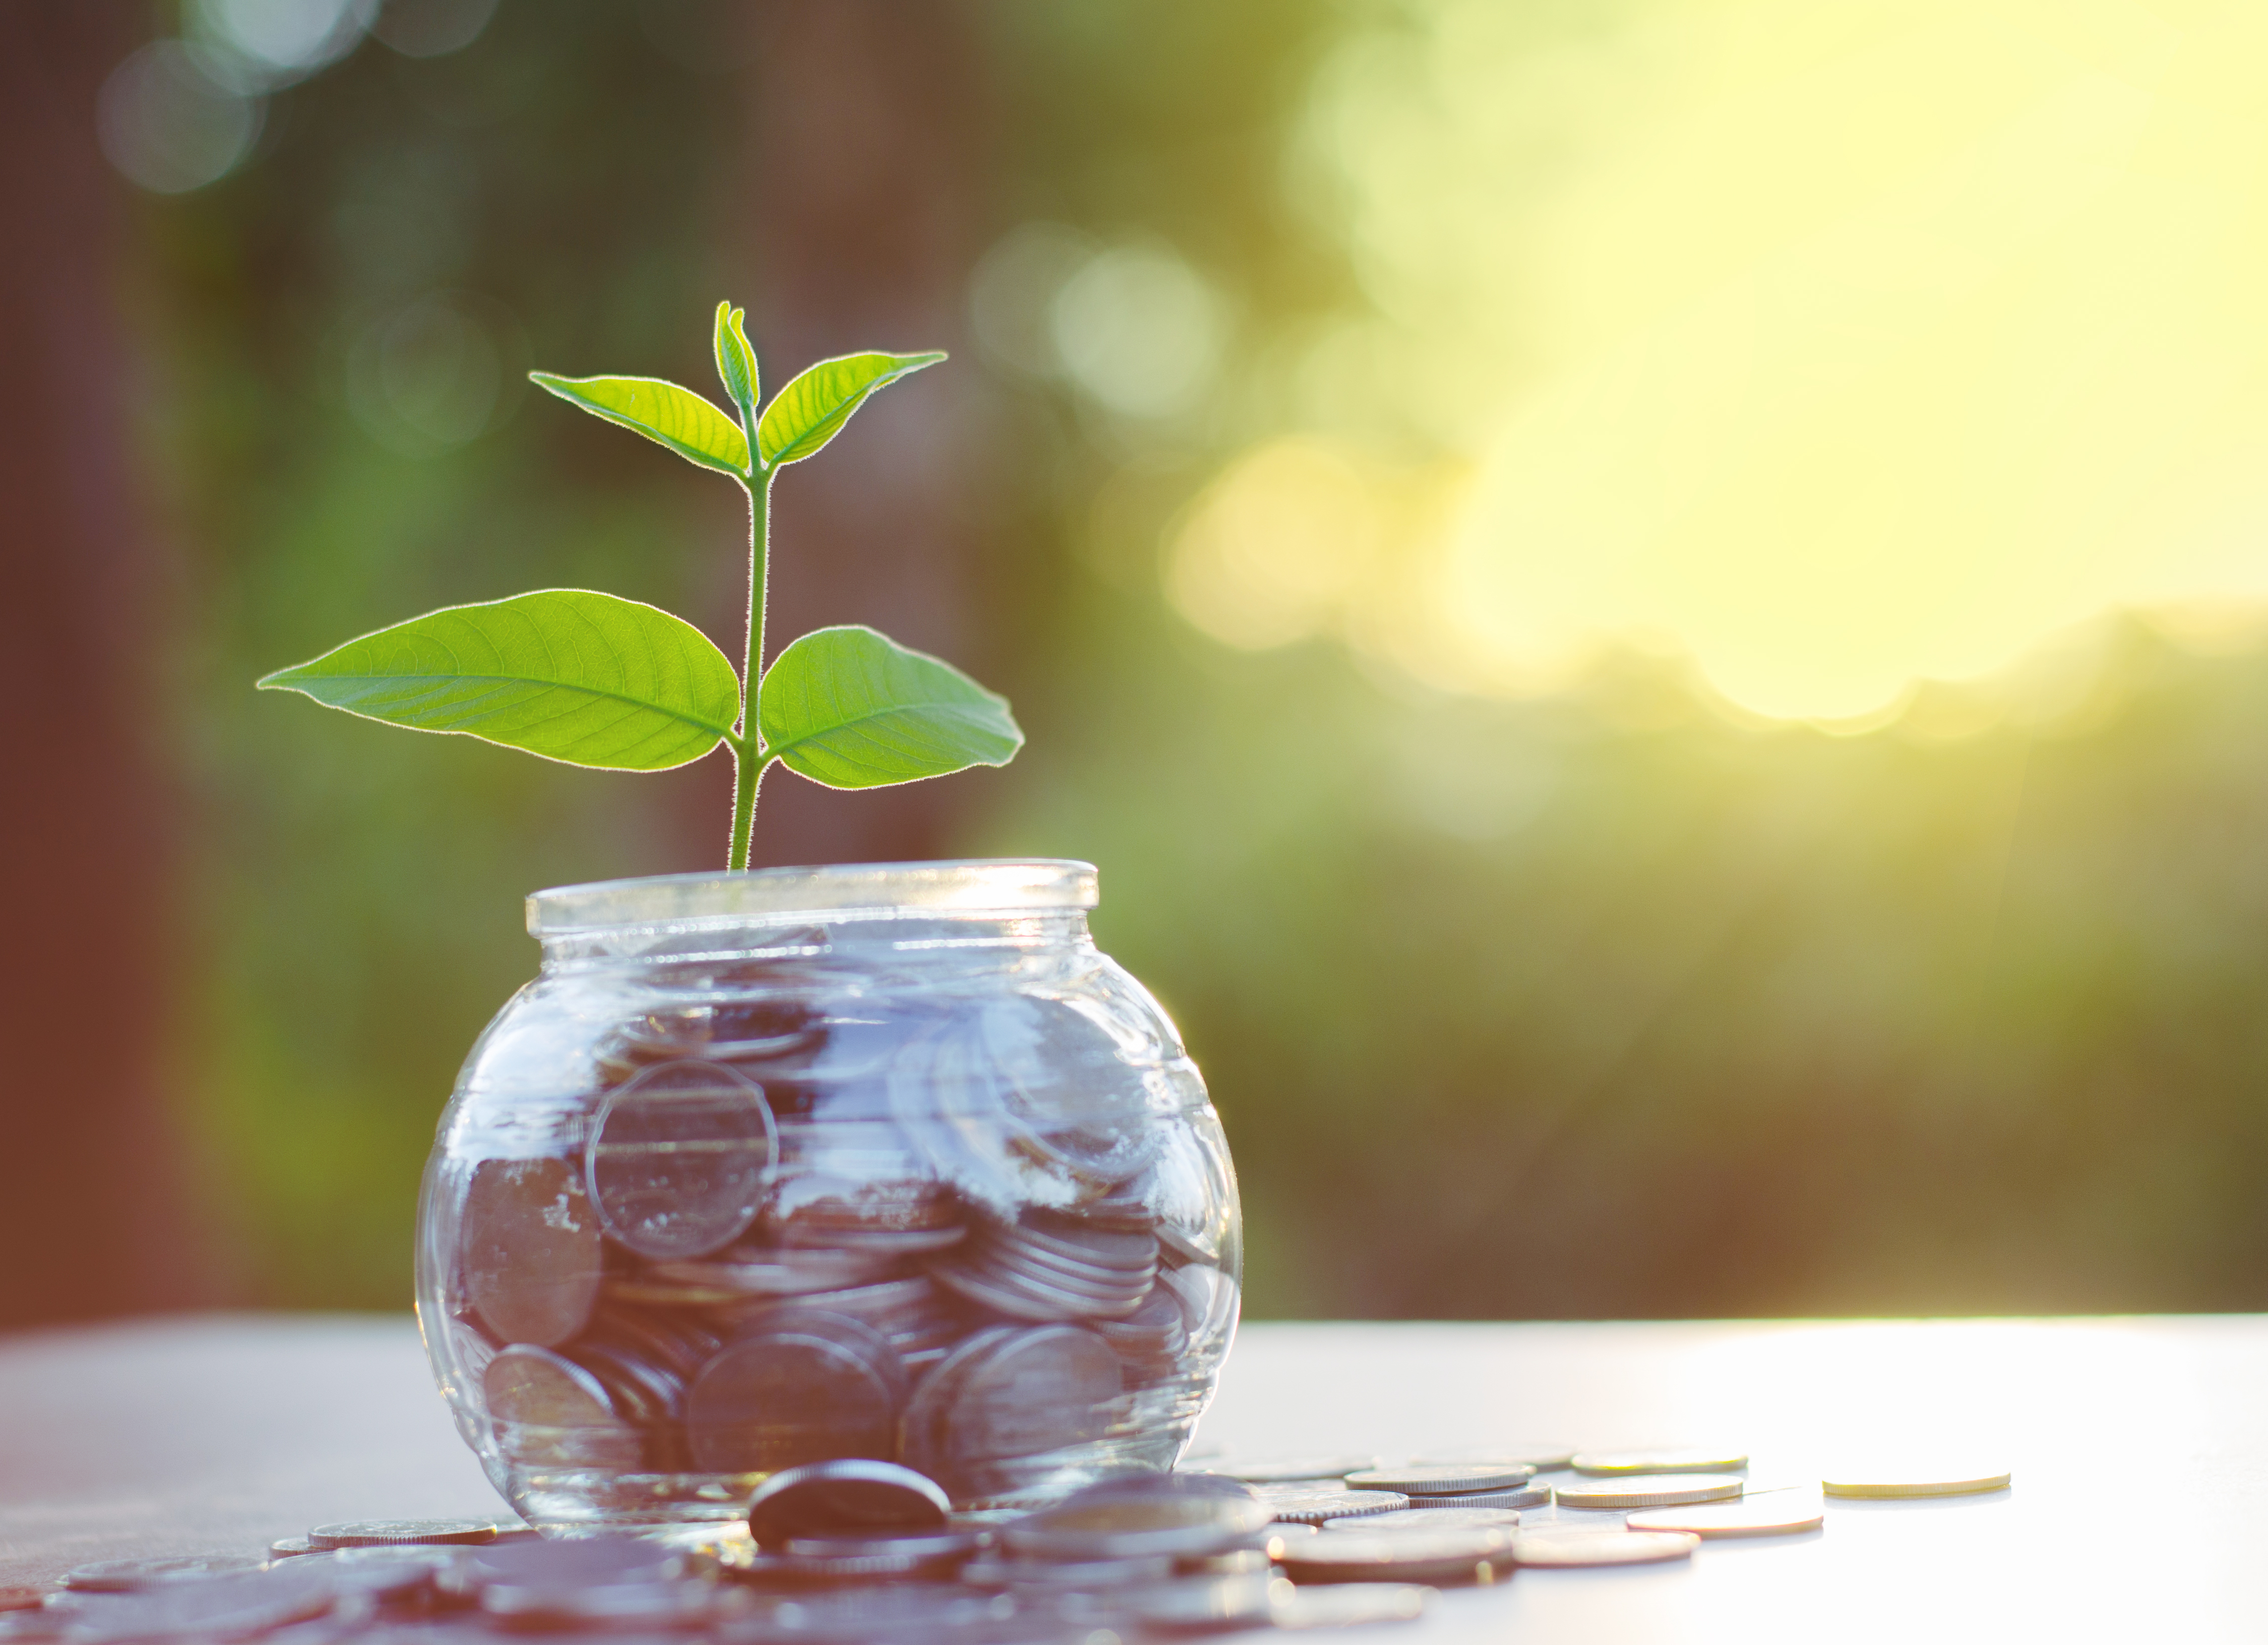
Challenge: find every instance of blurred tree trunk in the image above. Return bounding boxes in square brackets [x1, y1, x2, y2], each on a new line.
[728, 0, 999, 870]
[0, 5, 216, 1325]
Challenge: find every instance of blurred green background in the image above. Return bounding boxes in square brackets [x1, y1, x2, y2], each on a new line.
[15, 0, 2268, 1325]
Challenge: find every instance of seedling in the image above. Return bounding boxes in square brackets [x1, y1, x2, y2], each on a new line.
[260, 303, 1021, 869]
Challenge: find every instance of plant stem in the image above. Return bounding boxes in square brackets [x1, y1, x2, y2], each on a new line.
[727, 472, 774, 871]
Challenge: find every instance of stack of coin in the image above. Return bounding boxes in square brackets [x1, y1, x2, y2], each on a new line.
[927, 1211, 1160, 1322]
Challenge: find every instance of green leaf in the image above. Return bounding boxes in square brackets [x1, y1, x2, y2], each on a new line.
[756, 350, 946, 469]
[528, 372, 750, 477]
[757, 624, 1021, 789]
[712, 302, 758, 420]
[258, 590, 742, 772]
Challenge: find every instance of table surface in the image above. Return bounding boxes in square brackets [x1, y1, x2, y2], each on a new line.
[4, 1313, 2263, 1640]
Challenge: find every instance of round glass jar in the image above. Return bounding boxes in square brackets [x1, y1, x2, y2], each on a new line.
[415, 859, 1240, 1532]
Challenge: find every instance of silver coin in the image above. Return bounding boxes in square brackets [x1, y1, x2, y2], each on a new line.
[739, 1532, 977, 1585]
[482, 1344, 643, 1468]
[996, 1213, 1160, 1274]
[1628, 1490, 1826, 1537]
[308, 1519, 499, 1549]
[1345, 1464, 1534, 1494]
[1554, 1474, 1745, 1510]
[1269, 1581, 1431, 1630]
[1511, 1529, 1699, 1567]
[267, 1537, 321, 1559]
[642, 1243, 906, 1300]
[1820, 1465, 2012, 1497]
[925, 1255, 1117, 1324]
[1571, 1446, 1749, 1476]
[1004, 1493, 1271, 1561]
[747, 1459, 953, 1549]
[1199, 1457, 1377, 1484]
[458, 1156, 602, 1349]
[687, 1311, 905, 1473]
[586, 1059, 776, 1259]
[900, 1325, 1122, 1495]
[64, 1554, 267, 1592]
[1261, 1490, 1409, 1526]
[1399, 1481, 1551, 1510]
[1094, 1287, 1189, 1365]
[1325, 1507, 1520, 1533]
[1277, 1528, 1513, 1587]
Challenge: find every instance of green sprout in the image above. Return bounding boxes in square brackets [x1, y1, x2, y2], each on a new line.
[259, 303, 1022, 871]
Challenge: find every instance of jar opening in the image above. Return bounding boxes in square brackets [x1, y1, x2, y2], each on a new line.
[526, 859, 1099, 938]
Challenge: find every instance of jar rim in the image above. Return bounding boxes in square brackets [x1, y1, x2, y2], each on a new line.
[526, 858, 1099, 936]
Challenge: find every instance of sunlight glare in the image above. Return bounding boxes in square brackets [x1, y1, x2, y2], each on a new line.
[1287, 0, 2268, 720]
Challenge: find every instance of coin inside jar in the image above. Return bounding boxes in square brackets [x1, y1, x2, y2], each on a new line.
[686, 1309, 906, 1473]
[459, 1157, 603, 1349]
[586, 1058, 776, 1259]
[483, 1344, 643, 1468]
[897, 1324, 1123, 1499]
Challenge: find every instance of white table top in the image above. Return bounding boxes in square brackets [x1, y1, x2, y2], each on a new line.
[4, 1314, 2260, 1639]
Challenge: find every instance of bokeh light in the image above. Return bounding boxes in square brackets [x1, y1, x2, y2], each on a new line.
[1266, 0, 2268, 722]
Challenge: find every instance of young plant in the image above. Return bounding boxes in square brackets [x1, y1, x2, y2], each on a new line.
[259, 303, 1022, 870]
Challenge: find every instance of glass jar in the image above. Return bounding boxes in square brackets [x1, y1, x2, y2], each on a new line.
[415, 860, 1240, 1533]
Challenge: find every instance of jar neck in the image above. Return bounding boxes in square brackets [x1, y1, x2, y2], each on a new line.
[537, 907, 1095, 973]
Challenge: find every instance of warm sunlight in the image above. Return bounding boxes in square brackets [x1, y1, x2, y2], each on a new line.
[1266, 0, 2268, 720]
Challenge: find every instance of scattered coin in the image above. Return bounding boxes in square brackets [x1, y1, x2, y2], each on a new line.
[1004, 1491, 1272, 1561]
[740, 1531, 979, 1585]
[1628, 1490, 1826, 1537]
[268, 1537, 321, 1558]
[1269, 1580, 1433, 1630]
[1346, 1464, 1535, 1494]
[1571, 1447, 1749, 1476]
[0, 1594, 42, 1615]
[747, 1458, 954, 1549]
[1554, 1474, 1746, 1510]
[1259, 1489, 1411, 1525]
[1511, 1529, 1701, 1567]
[308, 1520, 499, 1549]
[1277, 1528, 1513, 1587]
[1326, 1507, 1521, 1533]
[1820, 1466, 2012, 1498]
[1399, 1482, 1551, 1510]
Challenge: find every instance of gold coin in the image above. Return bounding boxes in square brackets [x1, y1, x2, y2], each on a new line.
[1627, 1491, 1824, 1538]
[1553, 1474, 1744, 1510]
[1821, 1466, 2010, 1498]
[1571, 1447, 1747, 1476]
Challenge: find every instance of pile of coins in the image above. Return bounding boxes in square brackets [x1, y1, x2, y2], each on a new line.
[438, 990, 1240, 1514]
[1, 1447, 2012, 1642]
